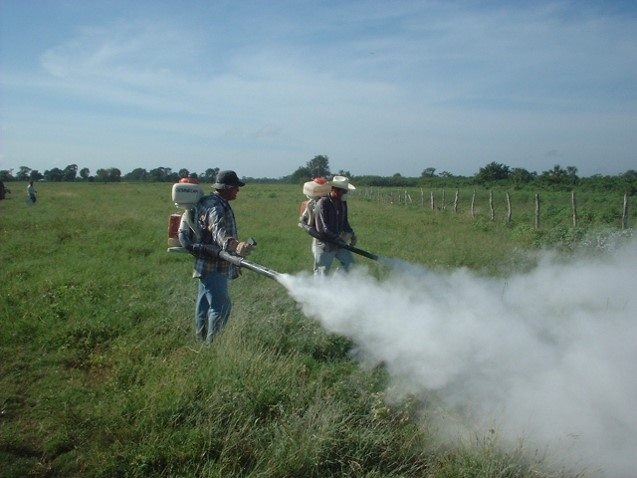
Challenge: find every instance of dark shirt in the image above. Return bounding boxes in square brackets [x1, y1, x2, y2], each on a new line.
[314, 195, 353, 246]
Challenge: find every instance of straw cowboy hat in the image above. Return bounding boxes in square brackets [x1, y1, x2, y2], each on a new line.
[330, 175, 356, 191]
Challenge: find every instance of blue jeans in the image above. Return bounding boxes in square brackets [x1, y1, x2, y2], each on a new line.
[195, 271, 231, 342]
[312, 242, 354, 275]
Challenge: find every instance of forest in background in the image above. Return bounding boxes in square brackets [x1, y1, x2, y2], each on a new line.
[1, 154, 635, 194]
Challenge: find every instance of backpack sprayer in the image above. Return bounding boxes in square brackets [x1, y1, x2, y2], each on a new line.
[167, 178, 281, 281]
[167, 178, 204, 248]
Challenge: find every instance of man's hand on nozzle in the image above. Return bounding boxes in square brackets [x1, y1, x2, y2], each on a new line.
[339, 232, 352, 244]
[235, 241, 255, 257]
[339, 231, 357, 246]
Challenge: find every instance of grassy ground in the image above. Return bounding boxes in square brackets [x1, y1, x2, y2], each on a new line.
[0, 182, 627, 477]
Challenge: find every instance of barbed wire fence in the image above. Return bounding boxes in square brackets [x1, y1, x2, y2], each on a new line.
[358, 187, 632, 230]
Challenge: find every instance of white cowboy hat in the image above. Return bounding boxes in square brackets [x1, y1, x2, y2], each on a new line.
[330, 175, 356, 191]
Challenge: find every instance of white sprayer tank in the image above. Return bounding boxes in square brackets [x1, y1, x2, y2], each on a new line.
[168, 181, 204, 248]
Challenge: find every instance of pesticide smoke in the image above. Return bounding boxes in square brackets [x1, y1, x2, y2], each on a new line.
[279, 238, 637, 477]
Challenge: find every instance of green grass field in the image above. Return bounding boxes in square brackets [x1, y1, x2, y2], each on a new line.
[0, 182, 631, 477]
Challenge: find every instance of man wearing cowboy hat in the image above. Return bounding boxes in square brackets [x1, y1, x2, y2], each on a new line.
[312, 175, 357, 275]
[187, 170, 254, 342]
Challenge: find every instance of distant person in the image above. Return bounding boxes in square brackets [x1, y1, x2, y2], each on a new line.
[180, 170, 254, 342]
[312, 175, 357, 275]
[27, 181, 37, 204]
[0, 181, 5, 200]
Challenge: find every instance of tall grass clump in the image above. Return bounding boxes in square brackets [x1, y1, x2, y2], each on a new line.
[0, 181, 605, 476]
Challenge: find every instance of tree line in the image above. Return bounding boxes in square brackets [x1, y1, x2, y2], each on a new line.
[1, 157, 635, 195]
[0, 164, 222, 184]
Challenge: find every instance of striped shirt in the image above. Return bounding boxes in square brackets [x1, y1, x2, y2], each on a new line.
[191, 193, 240, 279]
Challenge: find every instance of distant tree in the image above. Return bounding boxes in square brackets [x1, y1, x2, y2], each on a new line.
[200, 168, 213, 182]
[621, 170, 637, 195]
[475, 162, 510, 182]
[336, 169, 351, 178]
[539, 164, 578, 187]
[510, 167, 535, 185]
[289, 166, 312, 184]
[544, 164, 566, 182]
[148, 167, 173, 182]
[44, 168, 64, 181]
[178, 168, 190, 179]
[200, 168, 219, 183]
[109, 168, 122, 182]
[79, 168, 90, 180]
[96, 169, 109, 182]
[0, 169, 14, 182]
[63, 164, 78, 181]
[421, 167, 436, 178]
[17, 166, 31, 181]
[124, 168, 148, 181]
[306, 155, 331, 178]
[30, 170, 43, 181]
[95, 168, 121, 182]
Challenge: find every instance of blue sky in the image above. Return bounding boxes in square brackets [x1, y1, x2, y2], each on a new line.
[1, 0, 636, 178]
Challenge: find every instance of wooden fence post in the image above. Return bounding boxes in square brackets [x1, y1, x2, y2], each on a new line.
[506, 192, 512, 225]
[361, 187, 630, 232]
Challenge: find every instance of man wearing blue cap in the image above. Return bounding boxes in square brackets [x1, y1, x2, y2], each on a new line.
[185, 170, 254, 342]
